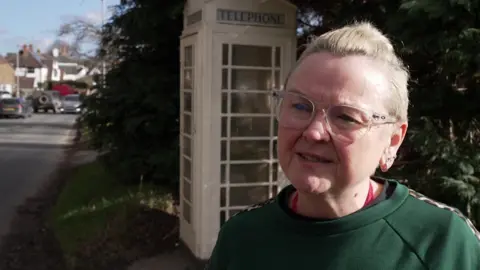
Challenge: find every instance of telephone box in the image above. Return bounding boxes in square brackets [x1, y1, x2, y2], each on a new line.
[179, 0, 297, 260]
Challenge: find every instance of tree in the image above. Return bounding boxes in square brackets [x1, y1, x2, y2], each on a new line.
[57, 16, 102, 58]
[81, 0, 183, 186]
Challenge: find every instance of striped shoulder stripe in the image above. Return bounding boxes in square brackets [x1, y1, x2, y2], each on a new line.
[409, 189, 480, 241]
[230, 198, 276, 218]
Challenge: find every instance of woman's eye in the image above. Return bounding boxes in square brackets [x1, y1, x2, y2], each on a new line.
[292, 103, 311, 111]
[337, 114, 361, 124]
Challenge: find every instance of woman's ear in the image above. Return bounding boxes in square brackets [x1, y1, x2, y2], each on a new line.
[379, 122, 408, 172]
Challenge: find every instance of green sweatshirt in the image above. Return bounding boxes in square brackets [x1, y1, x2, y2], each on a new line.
[206, 179, 480, 270]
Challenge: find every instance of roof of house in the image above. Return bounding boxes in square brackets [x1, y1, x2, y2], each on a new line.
[0, 56, 10, 65]
[5, 52, 44, 68]
[42, 52, 79, 64]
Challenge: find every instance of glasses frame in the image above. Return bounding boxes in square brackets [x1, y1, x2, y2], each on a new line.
[272, 91, 398, 141]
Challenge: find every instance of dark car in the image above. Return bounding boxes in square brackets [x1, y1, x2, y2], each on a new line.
[31, 90, 62, 113]
[0, 98, 33, 118]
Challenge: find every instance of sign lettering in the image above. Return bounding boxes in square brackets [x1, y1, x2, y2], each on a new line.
[217, 9, 285, 27]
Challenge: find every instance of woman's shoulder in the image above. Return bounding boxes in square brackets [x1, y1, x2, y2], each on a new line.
[219, 197, 279, 235]
[389, 187, 480, 241]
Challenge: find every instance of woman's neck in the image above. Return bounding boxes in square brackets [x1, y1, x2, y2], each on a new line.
[292, 179, 383, 219]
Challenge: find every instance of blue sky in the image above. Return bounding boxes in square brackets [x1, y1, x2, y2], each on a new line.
[0, 0, 119, 55]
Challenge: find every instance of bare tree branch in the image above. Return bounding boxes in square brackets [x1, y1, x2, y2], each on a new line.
[56, 17, 102, 59]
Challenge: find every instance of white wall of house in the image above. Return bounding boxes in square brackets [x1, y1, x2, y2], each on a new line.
[14, 67, 48, 88]
[57, 62, 90, 81]
[51, 61, 61, 81]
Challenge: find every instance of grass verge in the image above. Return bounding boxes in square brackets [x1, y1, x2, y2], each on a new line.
[49, 159, 176, 269]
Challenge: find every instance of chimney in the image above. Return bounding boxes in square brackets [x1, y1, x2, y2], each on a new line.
[61, 44, 70, 56]
[22, 44, 28, 53]
[28, 44, 33, 52]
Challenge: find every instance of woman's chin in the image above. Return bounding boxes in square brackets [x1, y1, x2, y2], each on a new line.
[291, 175, 333, 194]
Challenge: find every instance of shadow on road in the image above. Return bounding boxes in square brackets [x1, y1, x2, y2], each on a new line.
[0, 122, 75, 130]
[0, 130, 71, 136]
[0, 142, 70, 150]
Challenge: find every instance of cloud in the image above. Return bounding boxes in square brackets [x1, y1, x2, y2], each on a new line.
[0, 28, 7, 35]
[84, 11, 103, 24]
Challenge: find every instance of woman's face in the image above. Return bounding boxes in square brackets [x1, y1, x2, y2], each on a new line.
[277, 52, 407, 195]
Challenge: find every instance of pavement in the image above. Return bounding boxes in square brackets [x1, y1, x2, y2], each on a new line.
[0, 113, 77, 240]
[128, 247, 198, 270]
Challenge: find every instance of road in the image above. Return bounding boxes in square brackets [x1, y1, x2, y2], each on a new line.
[0, 113, 77, 239]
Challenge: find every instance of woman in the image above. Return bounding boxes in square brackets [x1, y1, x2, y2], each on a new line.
[206, 22, 480, 270]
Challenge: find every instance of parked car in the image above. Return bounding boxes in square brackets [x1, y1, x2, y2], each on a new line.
[0, 98, 33, 118]
[60, 94, 82, 114]
[31, 90, 62, 113]
[0, 91, 12, 99]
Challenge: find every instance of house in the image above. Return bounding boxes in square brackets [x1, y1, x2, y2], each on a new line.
[5, 44, 48, 93]
[0, 56, 15, 94]
[4, 42, 102, 93]
[19, 77, 35, 95]
[42, 45, 91, 82]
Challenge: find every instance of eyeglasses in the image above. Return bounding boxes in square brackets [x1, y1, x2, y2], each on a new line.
[272, 91, 398, 144]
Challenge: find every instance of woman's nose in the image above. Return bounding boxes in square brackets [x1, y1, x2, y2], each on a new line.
[301, 111, 331, 142]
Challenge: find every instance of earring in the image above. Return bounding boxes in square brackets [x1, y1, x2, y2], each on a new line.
[387, 155, 397, 163]
[380, 155, 396, 172]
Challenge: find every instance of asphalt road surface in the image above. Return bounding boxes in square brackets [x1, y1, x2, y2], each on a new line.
[0, 113, 77, 239]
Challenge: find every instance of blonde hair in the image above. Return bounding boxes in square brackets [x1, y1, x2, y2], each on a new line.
[287, 22, 410, 121]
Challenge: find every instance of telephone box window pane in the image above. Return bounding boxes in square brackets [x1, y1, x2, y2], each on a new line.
[229, 186, 270, 206]
[222, 69, 228, 89]
[220, 164, 226, 183]
[274, 70, 280, 90]
[221, 117, 228, 137]
[232, 45, 271, 67]
[183, 157, 191, 180]
[275, 47, 281, 67]
[182, 136, 191, 157]
[184, 69, 193, 89]
[221, 140, 227, 161]
[183, 114, 191, 134]
[231, 69, 272, 90]
[183, 201, 191, 223]
[183, 92, 192, 112]
[220, 187, 226, 207]
[273, 140, 278, 159]
[183, 179, 192, 202]
[230, 140, 269, 160]
[230, 117, 271, 137]
[184, 46, 193, 67]
[220, 210, 226, 227]
[230, 163, 269, 183]
[230, 92, 272, 114]
[222, 44, 229, 65]
[221, 93, 228, 113]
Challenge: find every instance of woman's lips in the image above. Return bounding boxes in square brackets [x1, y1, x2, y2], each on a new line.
[296, 152, 334, 163]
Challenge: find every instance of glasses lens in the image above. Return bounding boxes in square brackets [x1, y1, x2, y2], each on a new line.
[326, 105, 370, 143]
[276, 92, 313, 129]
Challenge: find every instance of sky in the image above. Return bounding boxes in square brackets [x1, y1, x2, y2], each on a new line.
[0, 0, 119, 55]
